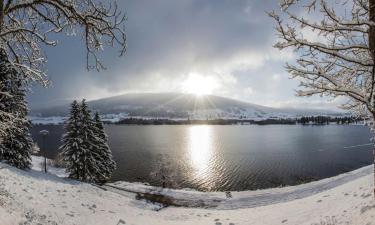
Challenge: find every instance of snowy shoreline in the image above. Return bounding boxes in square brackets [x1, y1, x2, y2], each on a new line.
[1, 160, 375, 224]
[30, 155, 373, 210]
[106, 165, 373, 209]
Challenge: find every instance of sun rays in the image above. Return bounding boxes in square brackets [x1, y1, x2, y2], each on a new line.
[181, 74, 219, 96]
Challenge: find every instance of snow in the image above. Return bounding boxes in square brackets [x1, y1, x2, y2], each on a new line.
[0, 159, 374, 224]
[28, 116, 67, 125]
[29, 111, 348, 125]
[107, 165, 373, 209]
[30, 155, 68, 178]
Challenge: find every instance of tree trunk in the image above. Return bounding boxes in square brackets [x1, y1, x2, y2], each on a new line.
[370, 0, 375, 195]
[371, 0, 375, 60]
[0, 1, 3, 30]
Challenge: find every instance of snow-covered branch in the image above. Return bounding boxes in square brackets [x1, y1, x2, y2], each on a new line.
[0, 0, 127, 83]
[271, 0, 375, 115]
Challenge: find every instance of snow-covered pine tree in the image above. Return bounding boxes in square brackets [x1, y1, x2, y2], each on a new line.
[0, 49, 15, 147]
[60, 100, 84, 180]
[0, 50, 12, 159]
[78, 99, 100, 182]
[93, 112, 116, 183]
[81, 100, 114, 182]
[271, 0, 375, 192]
[80, 100, 117, 183]
[0, 50, 32, 169]
[61, 100, 116, 183]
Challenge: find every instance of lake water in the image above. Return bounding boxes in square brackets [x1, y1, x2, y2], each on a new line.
[31, 124, 373, 191]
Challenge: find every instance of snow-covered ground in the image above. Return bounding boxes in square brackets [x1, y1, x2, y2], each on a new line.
[107, 165, 373, 209]
[30, 155, 67, 178]
[0, 159, 374, 225]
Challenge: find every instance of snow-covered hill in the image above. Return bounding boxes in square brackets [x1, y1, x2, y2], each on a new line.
[30, 93, 343, 121]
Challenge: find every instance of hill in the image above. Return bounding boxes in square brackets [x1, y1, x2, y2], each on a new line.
[30, 93, 342, 120]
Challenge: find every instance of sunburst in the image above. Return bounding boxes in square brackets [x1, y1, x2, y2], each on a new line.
[182, 74, 218, 96]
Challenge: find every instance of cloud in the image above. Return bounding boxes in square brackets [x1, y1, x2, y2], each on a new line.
[27, 0, 341, 111]
[264, 97, 348, 112]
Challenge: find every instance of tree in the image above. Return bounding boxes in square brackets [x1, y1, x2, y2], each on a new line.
[150, 154, 178, 189]
[0, 50, 14, 154]
[61, 100, 116, 183]
[0, 0, 127, 138]
[270, 0, 375, 191]
[93, 111, 116, 183]
[76, 99, 100, 181]
[79, 99, 102, 182]
[0, 50, 32, 169]
[0, 0, 126, 81]
[60, 100, 84, 180]
[0, 49, 18, 147]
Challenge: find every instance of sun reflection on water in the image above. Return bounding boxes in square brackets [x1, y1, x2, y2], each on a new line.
[188, 125, 213, 178]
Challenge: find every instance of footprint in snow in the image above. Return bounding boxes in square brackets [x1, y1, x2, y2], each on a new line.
[361, 193, 372, 198]
[117, 219, 126, 225]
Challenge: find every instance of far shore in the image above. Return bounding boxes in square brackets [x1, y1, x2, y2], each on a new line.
[30, 115, 363, 126]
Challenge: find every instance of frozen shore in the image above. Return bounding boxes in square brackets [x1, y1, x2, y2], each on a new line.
[0, 161, 374, 224]
[107, 165, 373, 209]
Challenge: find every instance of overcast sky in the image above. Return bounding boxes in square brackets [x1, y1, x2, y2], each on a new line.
[28, 0, 342, 110]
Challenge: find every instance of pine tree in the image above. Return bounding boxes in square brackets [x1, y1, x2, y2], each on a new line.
[61, 100, 116, 183]
[78, 99, 99, 182]
[60, 100, 84, 180]
[93, 112, 116, 183]
[0, 50, 32, 169]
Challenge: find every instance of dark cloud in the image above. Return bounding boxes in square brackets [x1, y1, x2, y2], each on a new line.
[29, 0, 328, 109]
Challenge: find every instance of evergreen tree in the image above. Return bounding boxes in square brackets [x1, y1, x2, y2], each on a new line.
[61, 100, 116, 183]
[60, 100, 84, 180]
[0, 50, 32, 169]
[79, 99, 101, 182]
[93, 112, 116, 182]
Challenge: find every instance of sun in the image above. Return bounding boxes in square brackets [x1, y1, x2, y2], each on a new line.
[181, 74, 218, 96]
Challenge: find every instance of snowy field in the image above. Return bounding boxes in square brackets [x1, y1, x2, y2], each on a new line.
[0, 158, 374, 225]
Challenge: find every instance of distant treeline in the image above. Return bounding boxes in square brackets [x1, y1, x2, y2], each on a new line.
[115, 116, 362, 125]
[117, 118, 239, 125]
[297, 116, 362, 125]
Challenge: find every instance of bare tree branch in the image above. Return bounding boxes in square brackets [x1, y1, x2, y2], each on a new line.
[271, 0, 374, 115]
[0, 0, 127, 83]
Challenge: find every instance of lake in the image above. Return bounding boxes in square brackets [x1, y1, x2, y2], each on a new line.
[31, 124, 373, 191]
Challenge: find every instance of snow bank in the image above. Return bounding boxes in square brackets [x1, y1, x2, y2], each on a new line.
[31, 155, 67, 178]
[0, 162, 374, 224]
[107, 165, 373, 209]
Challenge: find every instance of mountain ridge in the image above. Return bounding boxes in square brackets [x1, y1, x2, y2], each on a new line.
[30, 92, 343, 119]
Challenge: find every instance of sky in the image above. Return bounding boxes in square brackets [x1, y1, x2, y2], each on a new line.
[27, 0, 343, 110]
